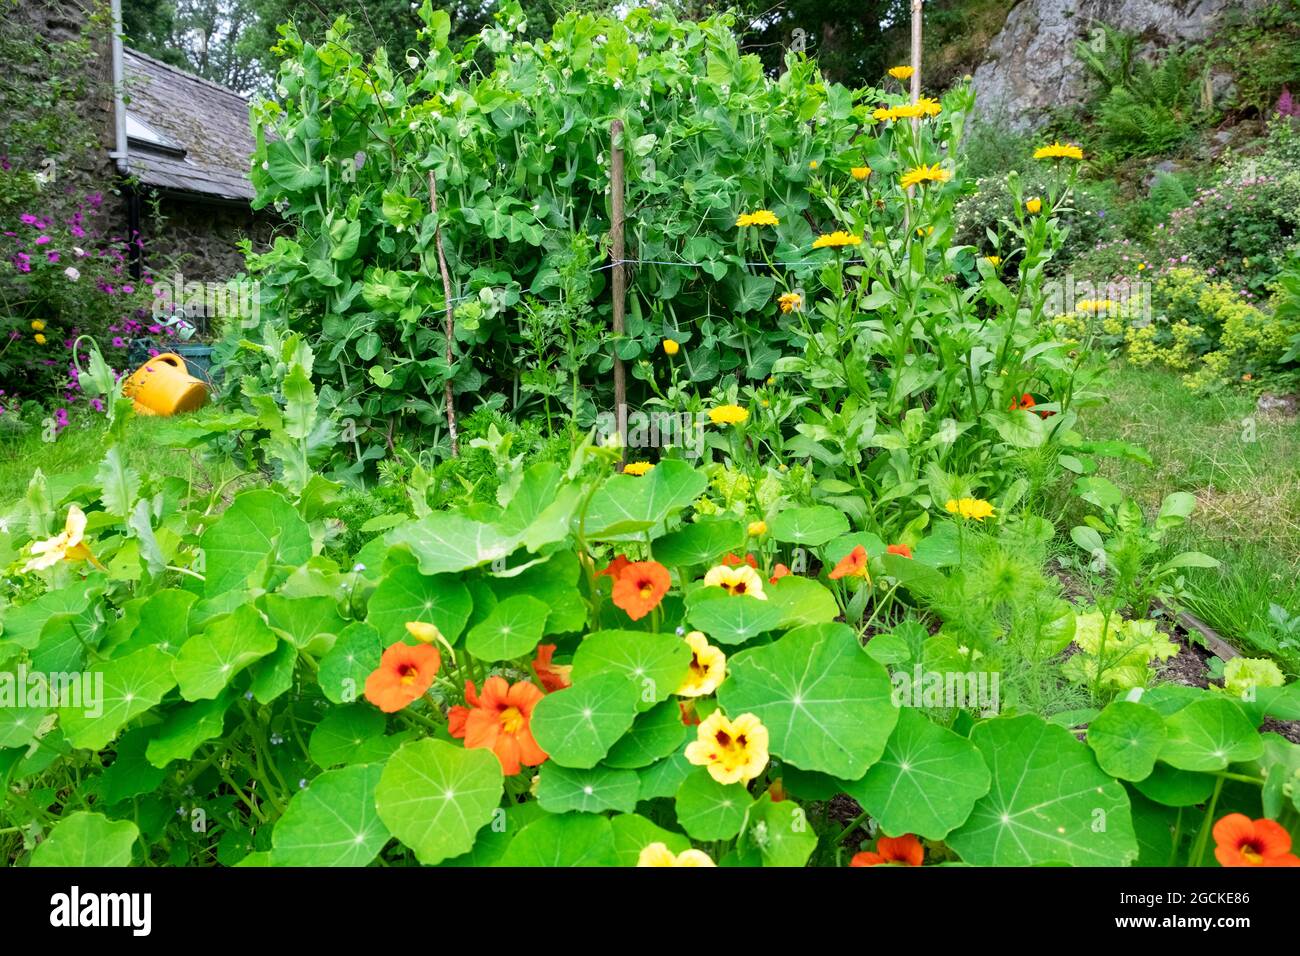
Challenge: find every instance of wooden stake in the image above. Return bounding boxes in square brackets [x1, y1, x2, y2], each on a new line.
[910, 0, 923, 104]
[428, 169, 459, 457]
[610, 119, 628, 468]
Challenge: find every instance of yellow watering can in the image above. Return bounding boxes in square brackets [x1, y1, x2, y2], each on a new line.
[123, 352, 209, 416]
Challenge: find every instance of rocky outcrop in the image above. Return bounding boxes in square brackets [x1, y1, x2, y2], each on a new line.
[971, 0, 1270, 127]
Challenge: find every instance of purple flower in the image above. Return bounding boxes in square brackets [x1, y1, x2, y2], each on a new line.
[112, 337, 125, 348]
[13, 252, 31, 273]
[46, 251, 59, 263]
[34, 235, 50, 245]
[19, 213, 38, 225]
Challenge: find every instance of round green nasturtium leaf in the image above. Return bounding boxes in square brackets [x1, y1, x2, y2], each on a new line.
[366, 565, 473, 645]
[32, 811, 139, 867]
[1128, 789, 1179, 866]
[686, 592, 786, 645]
[271, 763, 391, 867]
[440, 801, 545, 868]
[1158, 697, 1264, 772]
[375, 738, 504, 866]
[779, 766, 849, 801]
[249, 640, 299, 704]
[146, 693, 234, 768]
[489, 551, 586, 635]
[583, 460, 708, 539]
[119, 588, 197, 656]
[637, 749, 693, 800]
[603, 700, 689, 769]
[845, 707, 991, 841]
[98, 729, 167, 804]
[769, 505, 849, 546]
[317, 621, 383, 705]
[535, 762, 641, 814]
[718, 622, 898, 779]
[1087, 700, 1167, 781]
[1131, 762, 1216, 807]
[172, 604, 278, 701]
[764, 576, 839, 629]
[309, 704, 387, 769]
[569, 630, 691, 712]
[0, 704, 46, 749]
[609, 813, 692, 867]
[740, 793, 817, 867]
[261, 593, 346, 653]
[498, 812, 619, 867]
[200, 489, 312, 597]
[530, 673, 641, 768]
[464, 594, 548, 662]
[947, 715, 1139, 866]
[59, 646, 177, 751]
[675, 768, 752, 841]
[386, 512, 519, 576]
[652, 519, 745, 568]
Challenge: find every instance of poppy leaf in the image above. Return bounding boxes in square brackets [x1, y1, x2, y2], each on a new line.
[1086, 700, 1167, 781]
[843, 707, 991, 840]
[717, 622, 898, 779]
[498, 812, 619, 867]
[171, 604, 278, 702]
[569, 630, 692, 713]
[530, 673, 642, 768]
[31, 811, 139, 867]
[946, 714, 1139, 866]
[365, 565, 473, 644]
[58, 646, 177, 751]
[1157, 697, 1264, 772]
[769, 505, 849, 546]
[675, 768, 752, 840]
[271, 763, 391, 867]
[535, 763, 641, 814]
[464, 594, 548, 661]
[375, 738, 504, 866]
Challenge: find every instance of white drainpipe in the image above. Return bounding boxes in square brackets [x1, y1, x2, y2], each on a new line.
[109, 0, 128, 173]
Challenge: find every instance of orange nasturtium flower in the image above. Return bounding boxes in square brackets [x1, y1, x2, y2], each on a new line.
[703, 563, 767, 600]
[886, 543, 913, 559]
[735, 209, 779, 227]
[829, 545, 870, 582]
[637, 843, 716, 867]
[769, 563, 791, 585]
[447, 676, 548, 775]
[22, 505, 104, 573]
[596, 554, 632, 580]
[364, 642, 442, 713]
[722, 551, 758, 569]
[685, 710, 769, 784]
[1009, 392, 1036, 412]
[531, 644, 572, 693]
[778, 291, 802, 313]
[851, 833, 925, 867]
[611, 560, 671, 621]
[1213, 814, 1300, 867]
[676, 631, 726, 698]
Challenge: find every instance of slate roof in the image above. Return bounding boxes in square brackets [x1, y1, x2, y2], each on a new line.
[121, 48, 255, 202]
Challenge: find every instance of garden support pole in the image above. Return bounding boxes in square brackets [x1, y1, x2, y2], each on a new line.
[910, 0, 922, 105]
[610, 119, 628, 468]
[428, 169, 459, 457]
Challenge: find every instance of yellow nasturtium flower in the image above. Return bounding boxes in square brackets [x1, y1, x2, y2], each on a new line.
[703, 564, 767, 600]
[676, 631, 726, 697]
[637, 843, 716, 867]
[945, 497, 996, 521]
[22, 505, 103, 572]
[707, 404, 749, 426]
[686, 710, 770, 785]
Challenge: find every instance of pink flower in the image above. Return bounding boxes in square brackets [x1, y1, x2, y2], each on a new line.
[111, 337, 125, 348]
[34, 235, 50, 245]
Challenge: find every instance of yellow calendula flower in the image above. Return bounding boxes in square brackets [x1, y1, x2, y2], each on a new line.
[850, 166, 872, 181]
[30, 319, 45, 331]
[891, 97, 943, 119]
[916, 225, 934, 237]
[21, 505, 103, 573]
[778, 292, 802, 313]
[736, 210, 779, 227]
[702, 564, 767, 600]
[888, 65, 914, 80]
[708, 404, 749, 426]
[676, 631, 726, 697]
[747, 520, 767, 537]
[1075, 299, 1119, 313]
[34, 333, 47, 345]
[1025, 197, 1042, 214]
[899, 163, 951, 190]
[686, 710, 770, 785]
[945, 497, 996, 521]
[623, 461, 655, 476]
[812, 231, 862, 249]
[808, 160, 819, 169]
[1033, 141, 1084, 161]
[985, 255, 1002, 266]
[662, 338, 680, 356]
[872, 106, 897, 122]
[637, 842, 716, 867]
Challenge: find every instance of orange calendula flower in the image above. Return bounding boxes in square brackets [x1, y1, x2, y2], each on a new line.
[22, 505, 104, 573]
[812, 230, 862, 249]
[829, 545, 870, 582]
[611, 560, 671, 621]
[778, 291, 802, 313]
[685, 710, 769, 784]
[899, 163, 951, 190]
[676, 630, 726, 698]
[703, 563, 767, 600]
[887, 65, 914, 80]
[622, 461, 655, 476]
[769, 563, 791, 585]
[886, 543, 912, 559]
[850, 166, 872, 180]
[364, 642, 442, 713]
[851, 833, 924, 867]
[637, 842, 716, 867]
[531, 644, 572, 693]
[736, 209, 779, 227]
[1213, 814, 1300, 867]
[447, 676, 548, 775]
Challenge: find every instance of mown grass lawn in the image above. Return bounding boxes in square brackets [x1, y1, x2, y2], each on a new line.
[1077, 363, 1300, 672]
